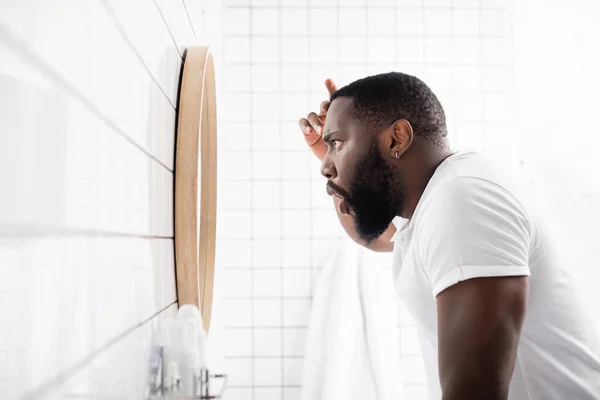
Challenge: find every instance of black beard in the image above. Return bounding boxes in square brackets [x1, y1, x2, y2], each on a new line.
[346, 143, 406, 243]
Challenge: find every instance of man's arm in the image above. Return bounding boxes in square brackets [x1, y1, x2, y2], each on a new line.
[437, 276, 528, 400]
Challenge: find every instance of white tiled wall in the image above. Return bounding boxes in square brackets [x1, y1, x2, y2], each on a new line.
[0, 1, 214, 398]
[219, 0, 515, 399]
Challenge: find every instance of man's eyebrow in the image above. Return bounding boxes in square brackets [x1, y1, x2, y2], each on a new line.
[322, 129, 339, 143]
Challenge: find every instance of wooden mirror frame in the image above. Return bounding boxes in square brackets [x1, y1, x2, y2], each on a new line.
[174, 46, 217, 332]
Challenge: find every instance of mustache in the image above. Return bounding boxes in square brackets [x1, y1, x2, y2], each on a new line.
[326, 181, 351, 200]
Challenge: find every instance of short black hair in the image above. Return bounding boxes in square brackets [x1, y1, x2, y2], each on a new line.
[330, 72, 447, 145]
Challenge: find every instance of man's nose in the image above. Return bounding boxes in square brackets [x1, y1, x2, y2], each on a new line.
[320, 155, 337, 180]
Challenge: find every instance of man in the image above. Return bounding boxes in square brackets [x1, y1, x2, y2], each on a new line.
[298, 73, 600, 399]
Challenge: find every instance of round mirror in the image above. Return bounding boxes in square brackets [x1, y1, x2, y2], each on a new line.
[174, 46, 217, 333]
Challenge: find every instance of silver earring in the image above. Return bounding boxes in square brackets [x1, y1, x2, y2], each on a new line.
[395, 151, 400, 160]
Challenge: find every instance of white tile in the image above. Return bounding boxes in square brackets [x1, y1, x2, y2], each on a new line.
[283, 358, 304, 385]
[281, 65, 310, 92]
[255, 388, 283, 400]
[226, 37, 251, 63]
[0, 240, 175, 399]
[454, 94, 483, 122]
[0, 75, 172, 235]
[155, 0, 198, 51]
[282, 268, 312, 297]
[309, 65, 337, 92]
[283, 328, 308, 356]
[220, 152, 252, 180]
[226, 8, 251, 35]
[252, 64, 281, 92]
[481, 9, 509, 36]
[367, 8, 395, 35]
[225, 65, 252, 92]
[424, 9, 452, 36]
[424, 37, 452, 63]
[282, 0, 309, 5]
[482, 37, 511, 63]
[253, 299, 282, 326]
[452, 0, 479, 6]
[309, 36, 339, 64]
[281, 93, 310, 121]
[281, 152, 312, 179]
[224, 328, 253, 356]
[282, 210, 311, 238]
[104, 0, 182, 106]
[283, 298, 311, 326]
[224, 298, 253, 327]
[1, 2, 177, 169]
[453, 9, 480, 36]
[309, 8, 338, 35]
[254, 269, 283, 297]
[396, 9, 424, 35]
[216, 240, 253, 268]
[223, 388, 253, 400]
[483, 93, 513, 122]
[367, 37, 396, 65]
[454, 65, 483, 92]
[253, 239, 283, 268]
[282, 180, 311, 209]
[224, 269, 253, 297]
[454, 37, 481, 64]
[252, 93, 281, 121]
[339, 9, 367, 35]
[254, 328, 282, 356]
[282, 37, 309, 63]
[222, 122, 252, 151]
[311, 209, 343, 238]
[252, 210, 282, 239]
[424, 0, 451, 6]
[252, 122, 282, 150]
[282, 9, 309, 35]
[340, 37, 368, 63]
[223, 93, 251, 121]
[252, 151, 281, 179]
[225, 358, 253, 386]
[282, 121, 310, 151]
[252, 180, 282, 210]
[252, 0, 279, 5]
[282, 240, 312, 268]
[284, 387, 303, 400]
[254, 358, 282, 385]
[424, 65, 453, 94]
[252, 37, 281, 63]
[219, 210, 252, 239]
[455, 122, 484, 149]
[221, 180, 252, 209]
[339, 64, 369, 87]
[483, 66, 512, 92]
[252, 8, 280, 35]
[396, 37, 425, 63]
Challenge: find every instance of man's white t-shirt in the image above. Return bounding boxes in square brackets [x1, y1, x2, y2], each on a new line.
[391, 151, 600, 399]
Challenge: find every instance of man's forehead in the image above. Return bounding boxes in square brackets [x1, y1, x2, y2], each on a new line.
[325, 97, 355, 131]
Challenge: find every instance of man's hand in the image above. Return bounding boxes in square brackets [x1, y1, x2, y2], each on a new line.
[437, 276, 528, 400]
[298, 79, 337, 161]
[297, 79, 396, 252]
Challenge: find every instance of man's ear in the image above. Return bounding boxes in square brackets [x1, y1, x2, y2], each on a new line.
[389, 119, 414, 159]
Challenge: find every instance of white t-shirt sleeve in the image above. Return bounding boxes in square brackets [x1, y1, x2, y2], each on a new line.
[417, 177, 532, 297]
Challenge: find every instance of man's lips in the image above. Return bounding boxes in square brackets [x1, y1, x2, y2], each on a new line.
[326, 184, 351, 215]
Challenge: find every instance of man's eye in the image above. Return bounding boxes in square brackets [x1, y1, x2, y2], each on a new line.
[333, 140, 342, 148]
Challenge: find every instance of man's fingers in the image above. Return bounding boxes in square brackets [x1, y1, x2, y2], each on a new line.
[325, 78, 337, 96]
[319, 101, 330, 117]
[299, 117, 313, 134]
[307, 112, 323, 134]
